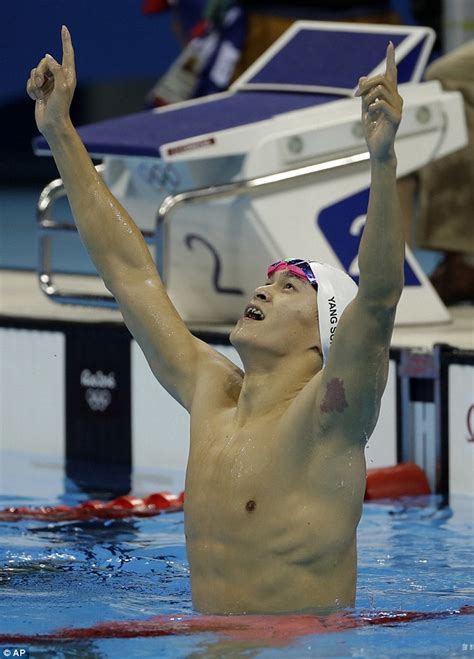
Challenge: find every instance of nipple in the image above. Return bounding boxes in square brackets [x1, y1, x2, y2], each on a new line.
[245, 500, 256, 512]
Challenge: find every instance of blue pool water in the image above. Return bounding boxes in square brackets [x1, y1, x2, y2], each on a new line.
[0, 458, 473, 658]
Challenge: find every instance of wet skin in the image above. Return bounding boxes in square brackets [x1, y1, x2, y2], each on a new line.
[184, 271, 367, 614]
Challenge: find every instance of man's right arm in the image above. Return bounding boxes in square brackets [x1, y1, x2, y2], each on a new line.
[27, 26, 230, 410]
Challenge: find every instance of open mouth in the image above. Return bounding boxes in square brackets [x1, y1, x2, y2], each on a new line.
[243, 304, 265, 321]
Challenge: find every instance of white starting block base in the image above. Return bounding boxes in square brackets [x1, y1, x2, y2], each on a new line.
[35, 21, 468, 327]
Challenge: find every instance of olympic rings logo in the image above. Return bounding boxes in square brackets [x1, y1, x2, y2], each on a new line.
[137, 161, 180, 192]
[85, 387, 112, 412]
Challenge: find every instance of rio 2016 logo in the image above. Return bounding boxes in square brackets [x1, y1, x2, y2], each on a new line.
[80, 369, 116, 413]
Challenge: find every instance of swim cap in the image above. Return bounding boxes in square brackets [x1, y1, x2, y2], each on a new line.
[267, 259, 358, 364]
[309, 261, 358, 364]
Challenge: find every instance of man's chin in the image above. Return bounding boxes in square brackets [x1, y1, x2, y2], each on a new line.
[229, 318, 246, 347]
[229, 318, 267, 349]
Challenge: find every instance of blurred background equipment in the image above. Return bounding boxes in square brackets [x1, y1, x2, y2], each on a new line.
[416, 41, 474, 306]
[146, 0, 247, 104]
[31, 22, 465, 327]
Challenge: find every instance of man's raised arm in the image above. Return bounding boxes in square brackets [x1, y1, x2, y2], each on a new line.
[314, 43, 405, 440]
[355, 41, 405, 307]
[26, 26, 224, 410]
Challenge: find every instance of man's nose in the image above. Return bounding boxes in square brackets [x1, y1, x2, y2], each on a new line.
[255, 287, 270, 301]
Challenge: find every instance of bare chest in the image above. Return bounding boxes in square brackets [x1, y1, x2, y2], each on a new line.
[186, 411, 304, 535]
[186, 411, 301, 509]
[184, 409, 365, 588]
[185, 406, 364, 531]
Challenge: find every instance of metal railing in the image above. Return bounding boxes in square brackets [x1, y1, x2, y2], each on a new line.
[37, 151, 370, 307]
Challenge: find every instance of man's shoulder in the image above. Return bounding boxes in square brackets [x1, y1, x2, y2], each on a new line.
[193, 343, 243, 402]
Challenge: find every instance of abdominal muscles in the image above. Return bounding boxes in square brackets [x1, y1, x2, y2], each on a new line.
[184, 433, 361, 614]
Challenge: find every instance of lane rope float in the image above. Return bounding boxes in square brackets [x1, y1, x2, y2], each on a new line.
[0, 605, 472, 645]
[0, 491, 184, 522]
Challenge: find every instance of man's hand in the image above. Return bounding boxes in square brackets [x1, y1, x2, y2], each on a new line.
[26, 25, 76, 138]
[355, 42, 403, 162]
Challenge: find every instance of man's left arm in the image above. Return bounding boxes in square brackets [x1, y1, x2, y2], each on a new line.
[357, 42, 405, 307]
[314, 43, 405, 441]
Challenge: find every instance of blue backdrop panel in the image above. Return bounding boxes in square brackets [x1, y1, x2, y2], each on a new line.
[247, 29, 407, 89]
[396, 38, 426, 84]
[317, 188, 420, 286]
[33, 92, 334, 157]
[0, 0, 179, 106]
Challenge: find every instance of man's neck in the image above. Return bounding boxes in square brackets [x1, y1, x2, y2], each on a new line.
[234, 354, 319, 427]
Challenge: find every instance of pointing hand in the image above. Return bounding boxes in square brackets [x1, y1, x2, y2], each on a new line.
[355, 42, 403, 162]
[26, 26, 77, 137]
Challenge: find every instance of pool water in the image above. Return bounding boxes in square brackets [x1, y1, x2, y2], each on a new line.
[0, 460, 473, 658]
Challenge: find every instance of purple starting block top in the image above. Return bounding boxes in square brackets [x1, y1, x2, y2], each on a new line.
[241, 29, 414, 89]
[33, 91, 336, 158]
[33, 24, 433, 160]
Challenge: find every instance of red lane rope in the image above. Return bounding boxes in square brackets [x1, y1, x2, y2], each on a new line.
[1, 605, 472, 646]
[0, 491, 184, 522]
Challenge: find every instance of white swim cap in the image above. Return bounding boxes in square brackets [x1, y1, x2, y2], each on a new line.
[309, 261, 358, 364]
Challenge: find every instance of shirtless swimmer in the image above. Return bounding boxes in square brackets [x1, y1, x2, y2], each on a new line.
[27, 28, 404, 615]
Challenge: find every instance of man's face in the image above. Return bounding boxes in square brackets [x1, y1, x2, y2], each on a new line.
[230, 269, 321, 359]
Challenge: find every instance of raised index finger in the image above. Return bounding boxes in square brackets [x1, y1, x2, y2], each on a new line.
[385, 41, 397, 84]
[61, 25, 75, 71]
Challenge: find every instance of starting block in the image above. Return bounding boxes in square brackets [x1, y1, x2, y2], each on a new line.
[34, 21, 467, 326]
